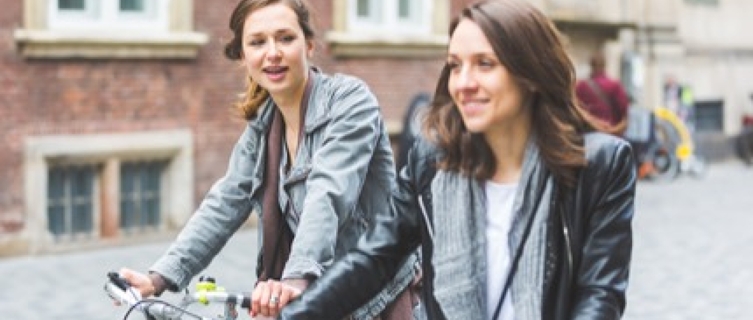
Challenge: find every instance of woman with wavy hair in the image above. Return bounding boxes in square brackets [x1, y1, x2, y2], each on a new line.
[278, 0, 635, 319]
[117, 1, 417, 319]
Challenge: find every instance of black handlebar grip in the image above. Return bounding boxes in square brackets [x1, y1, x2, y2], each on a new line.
[241, 294, 251, 309]
[107, 271, 131, 291]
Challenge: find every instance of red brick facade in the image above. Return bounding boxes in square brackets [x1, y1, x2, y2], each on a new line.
[0, 0, 449, 253]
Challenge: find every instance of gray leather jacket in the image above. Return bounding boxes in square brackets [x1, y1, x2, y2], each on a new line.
[150, 70, 416, 319]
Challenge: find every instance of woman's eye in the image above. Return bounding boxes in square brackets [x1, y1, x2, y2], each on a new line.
[248, 39, 264, 47]
[446, 61, 460, 70]
[280, 35, 296, 43]
[478, 59, 495, 68]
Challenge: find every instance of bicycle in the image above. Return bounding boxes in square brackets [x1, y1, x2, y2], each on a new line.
[628, 106, 707, 181]
[104, 271, 251, 320]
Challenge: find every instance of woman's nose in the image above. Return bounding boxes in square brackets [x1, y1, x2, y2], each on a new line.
[266, 42, 281, 59]
[455, 67, 477, 90]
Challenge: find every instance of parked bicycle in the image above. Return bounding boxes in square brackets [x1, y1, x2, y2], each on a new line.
[626, 106, 707, 181]
[735, 113, 753, 165]
[105, 271, 251, 320]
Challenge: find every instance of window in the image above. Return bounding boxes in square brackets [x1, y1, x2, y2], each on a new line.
[328, 0, 449, 57]
[120, 160, 166, 233]
[349, 0, 431, 35]
[14, 0, 207, 59]
[684, 0, 719, 6]
[694, 100, 724, 132]
[48, 0, 164, 32]
[47, 164, 97, 240]
[25, 130, 194, 250]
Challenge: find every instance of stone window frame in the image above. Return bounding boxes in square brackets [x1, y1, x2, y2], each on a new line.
[48, 0, 166, 32]
[24, 130, 194, 253]
[14, 0, 208, 59]
[327, 0, 450, 58]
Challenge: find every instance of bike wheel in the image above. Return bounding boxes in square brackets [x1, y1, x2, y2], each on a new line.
[648, 146, 680, 181]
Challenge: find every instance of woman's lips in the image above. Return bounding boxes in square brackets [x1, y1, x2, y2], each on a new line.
[264, 66, 288, 82]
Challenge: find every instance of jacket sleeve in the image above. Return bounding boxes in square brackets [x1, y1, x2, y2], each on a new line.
[572, 135, 636, 319]
[150, 124, 259, 290]
[282, 77, 395, 280]
[278, 141, 427, 319]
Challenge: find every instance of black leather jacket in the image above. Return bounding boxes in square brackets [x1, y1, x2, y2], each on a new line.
[281, 132, 635, 319]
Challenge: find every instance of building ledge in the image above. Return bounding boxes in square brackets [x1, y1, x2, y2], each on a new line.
[14, 29, 208, 59]
[325, 31, 448, 58]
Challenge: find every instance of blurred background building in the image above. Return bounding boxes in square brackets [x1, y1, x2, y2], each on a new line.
[1, 0, 750, 257]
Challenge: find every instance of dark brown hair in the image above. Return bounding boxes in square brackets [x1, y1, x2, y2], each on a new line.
[224, 0, 316, 120]
[424, 0, 598, 187]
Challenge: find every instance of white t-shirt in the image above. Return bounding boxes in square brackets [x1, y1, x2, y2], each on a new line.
[485, 180, 518, 320]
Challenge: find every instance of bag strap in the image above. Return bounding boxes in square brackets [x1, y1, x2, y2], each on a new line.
[586, 79, 622, 122]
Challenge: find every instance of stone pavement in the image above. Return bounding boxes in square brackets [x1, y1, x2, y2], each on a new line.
[623, 160, 753, 320]
[0, 160, 751, 319]
[0, 229, 259, 320]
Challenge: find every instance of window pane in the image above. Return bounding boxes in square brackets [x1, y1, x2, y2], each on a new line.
[356, 0, 371, 17]
[47, 164, 95, 238]
[684, 0, 719, 5]
[72, 202, 93, 233]
[47, 206, 66, 236]
[397, 0, 421, 23]
[398, 0, 411, 19]
[120, 160, 165, 232]
[120, 0, 144, 12]
[48, 168, 66, 199]
[58, 0, 85, 10]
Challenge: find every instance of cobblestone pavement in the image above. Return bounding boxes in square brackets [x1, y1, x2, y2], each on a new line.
[0, 160, 751, 319]
[623, 160, 753, 320]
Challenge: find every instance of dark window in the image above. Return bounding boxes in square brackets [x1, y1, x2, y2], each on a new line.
[120, 160, 166, 233]
[694, 100, 724, 132]
[398, 0, 411, 19]
[47, 164, 96, 239]
[58, 0, 85, 10]
[120, 0, 144, 12]
[684, 0, 719, 6]
[357, 0, 371, 18]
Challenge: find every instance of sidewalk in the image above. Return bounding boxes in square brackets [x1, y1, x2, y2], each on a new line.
[0, 227, 259, 320]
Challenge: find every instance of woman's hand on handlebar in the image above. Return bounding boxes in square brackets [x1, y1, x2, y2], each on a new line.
[118, 267, 156, 298]
[250, 279, 305, 318]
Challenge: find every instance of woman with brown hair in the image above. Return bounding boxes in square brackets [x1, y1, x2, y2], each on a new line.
[276, 0, 635, 319]
[116, 0, 417, 319]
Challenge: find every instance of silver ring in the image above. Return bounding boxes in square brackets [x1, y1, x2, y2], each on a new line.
[269, 295, 279, 305]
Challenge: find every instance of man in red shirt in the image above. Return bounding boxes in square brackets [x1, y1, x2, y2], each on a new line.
[576, 51, 630, 136]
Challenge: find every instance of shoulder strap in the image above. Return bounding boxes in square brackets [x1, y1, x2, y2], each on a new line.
[586, 79, 622, 121]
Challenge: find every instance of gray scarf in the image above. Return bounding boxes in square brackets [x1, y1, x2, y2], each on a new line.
[431, 141, 553, 319]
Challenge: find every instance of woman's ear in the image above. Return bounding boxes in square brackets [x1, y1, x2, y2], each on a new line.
[306, 39, 315, 59]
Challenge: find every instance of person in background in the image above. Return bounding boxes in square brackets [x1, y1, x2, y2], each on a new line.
[576, 51, 631, 137]
[275, 0, 636, 319]
[116, 0, 417, 319]
[663, 75, 695, 130]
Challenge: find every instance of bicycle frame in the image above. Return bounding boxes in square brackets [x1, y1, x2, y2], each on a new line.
[105, 272, 250, 320]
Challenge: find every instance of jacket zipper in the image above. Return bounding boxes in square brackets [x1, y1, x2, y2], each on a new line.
[559, 205, 574, 276]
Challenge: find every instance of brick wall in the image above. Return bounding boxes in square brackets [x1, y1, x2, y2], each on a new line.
[0, 0, 246, 237]
[0, 0, 452, 247]
[1, 0, 30, 234]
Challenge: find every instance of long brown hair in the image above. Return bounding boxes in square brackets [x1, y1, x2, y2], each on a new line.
[424, 0, 598, 187]
[224, 0, 316, 120]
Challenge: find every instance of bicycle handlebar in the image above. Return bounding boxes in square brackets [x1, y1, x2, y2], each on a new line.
[104, 271, 251, 320]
